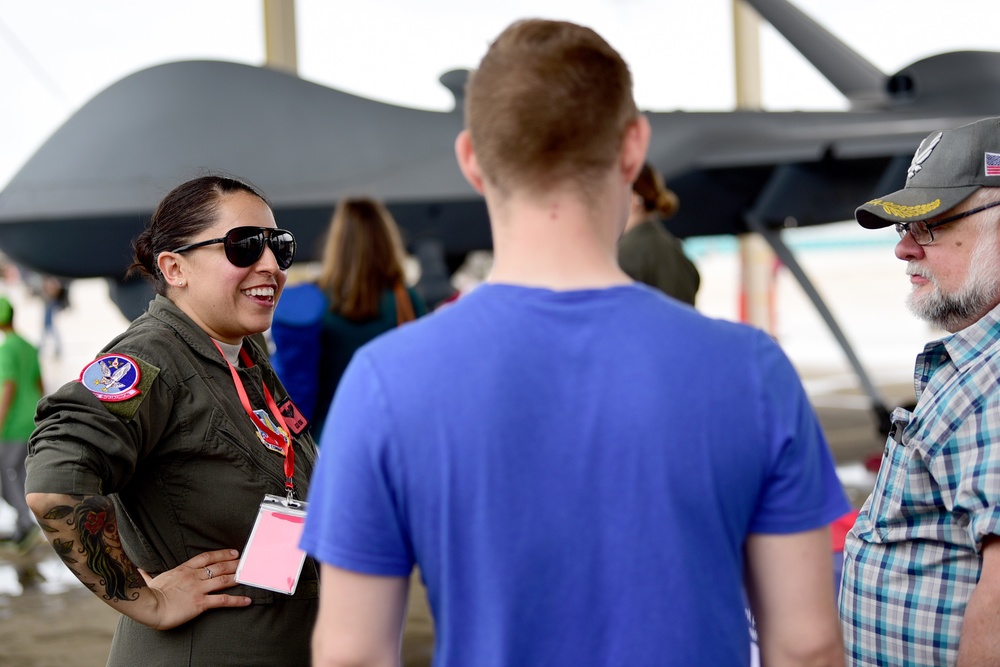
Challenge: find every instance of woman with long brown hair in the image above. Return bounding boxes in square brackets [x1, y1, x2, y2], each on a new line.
[272, 197, 427, 439]
[318, 197, 413, 321]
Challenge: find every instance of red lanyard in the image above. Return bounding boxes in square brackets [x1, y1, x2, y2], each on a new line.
[213, 341, 296, 497]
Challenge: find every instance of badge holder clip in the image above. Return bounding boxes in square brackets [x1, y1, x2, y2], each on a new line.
[235, 494, 309, 595]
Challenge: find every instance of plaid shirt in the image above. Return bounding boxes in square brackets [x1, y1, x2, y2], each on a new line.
[840, 306, 1000, 666]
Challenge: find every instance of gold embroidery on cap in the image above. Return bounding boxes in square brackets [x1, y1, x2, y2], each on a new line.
[866, 199, 941, 219]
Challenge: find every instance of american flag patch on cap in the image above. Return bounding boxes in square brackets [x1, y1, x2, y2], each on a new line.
[986, 152, 1000, 176]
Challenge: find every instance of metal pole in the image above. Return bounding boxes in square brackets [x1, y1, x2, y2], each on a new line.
[733, 0, 776, 333]
[746, 214, 892, 435]
[263, 0, 298, 74]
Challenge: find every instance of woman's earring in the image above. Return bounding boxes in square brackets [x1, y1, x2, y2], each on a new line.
[178, 281, 185, 287]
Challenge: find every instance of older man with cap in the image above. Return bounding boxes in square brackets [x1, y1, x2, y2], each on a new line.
[841, 116, 1000, 666]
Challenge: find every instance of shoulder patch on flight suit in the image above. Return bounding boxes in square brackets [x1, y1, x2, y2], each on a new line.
[78, 353, 160, 421]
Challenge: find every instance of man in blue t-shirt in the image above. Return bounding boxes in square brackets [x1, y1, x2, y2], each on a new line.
[301, 19, 848, 667]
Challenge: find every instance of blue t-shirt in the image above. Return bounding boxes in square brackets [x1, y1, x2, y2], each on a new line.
[301, 283, 848, 666]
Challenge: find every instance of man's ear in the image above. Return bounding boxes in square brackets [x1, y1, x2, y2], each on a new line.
[620, 115, 651, 184]
[455, 130, 486, 195]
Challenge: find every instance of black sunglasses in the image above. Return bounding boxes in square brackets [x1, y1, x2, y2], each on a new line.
[171, 226, 296, 270]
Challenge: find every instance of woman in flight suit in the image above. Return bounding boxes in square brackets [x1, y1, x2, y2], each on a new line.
[617, 162, 701, 305]
[24, 175, 319, 666]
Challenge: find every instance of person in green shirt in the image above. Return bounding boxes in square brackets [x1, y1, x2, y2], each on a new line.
[0, 295, 42, 549]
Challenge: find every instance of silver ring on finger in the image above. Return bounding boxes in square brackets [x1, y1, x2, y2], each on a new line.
[205, 566, 213, 580]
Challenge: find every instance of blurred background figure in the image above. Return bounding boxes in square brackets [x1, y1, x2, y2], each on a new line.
[0, 296, 42, 551]
[411, 238, 458, 310]
[271, 197, 428, 440]
[618, 162, 701, 305]
[39, 276, 69, 359]
[433, 250, 494, 310]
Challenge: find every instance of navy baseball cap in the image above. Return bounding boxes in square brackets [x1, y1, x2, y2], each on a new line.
[856, 116, 1000, 229]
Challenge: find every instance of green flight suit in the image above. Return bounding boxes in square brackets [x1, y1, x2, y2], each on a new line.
[617, 216, 701, 306]
[26, 295, 319, 666]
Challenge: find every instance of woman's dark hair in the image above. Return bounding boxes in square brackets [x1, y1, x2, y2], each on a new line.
[126, 175, 269, 295]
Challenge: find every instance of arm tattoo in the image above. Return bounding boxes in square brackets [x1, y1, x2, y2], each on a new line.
[42, 496, 144, 602]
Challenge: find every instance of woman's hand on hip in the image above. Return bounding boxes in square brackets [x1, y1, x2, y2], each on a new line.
[137, 549, 252, 630]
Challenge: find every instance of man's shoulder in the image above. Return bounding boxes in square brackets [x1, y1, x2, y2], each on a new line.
[359, 283, 770, 367]
[0, 331, 35, 361]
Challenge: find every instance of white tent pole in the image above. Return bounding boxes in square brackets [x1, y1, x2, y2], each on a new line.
[734, 0, 777, 333]
[263, 0, 298, 74]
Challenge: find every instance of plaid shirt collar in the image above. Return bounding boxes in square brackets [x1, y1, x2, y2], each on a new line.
[914, 302, 1000, 399]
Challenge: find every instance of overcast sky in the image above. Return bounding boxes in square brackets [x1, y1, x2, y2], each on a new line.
[1, 0, 998, 190]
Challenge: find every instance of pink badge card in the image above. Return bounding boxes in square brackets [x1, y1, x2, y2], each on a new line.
[235, 495, 308, 595]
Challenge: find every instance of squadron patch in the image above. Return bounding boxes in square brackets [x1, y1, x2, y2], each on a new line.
[80, 354, 142, 402]
[277, 397, 308, 436]
[253, 408, 289, 454]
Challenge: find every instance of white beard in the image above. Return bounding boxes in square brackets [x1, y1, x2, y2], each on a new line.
[906, 228, 1000, 332]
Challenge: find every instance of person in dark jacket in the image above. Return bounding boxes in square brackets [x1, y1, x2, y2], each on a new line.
[618, 162, 700, 305]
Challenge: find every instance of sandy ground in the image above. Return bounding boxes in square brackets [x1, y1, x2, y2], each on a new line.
[0, 539, 435, 667]
[0, 540, 120, 666]
[0, 232, 927, 665]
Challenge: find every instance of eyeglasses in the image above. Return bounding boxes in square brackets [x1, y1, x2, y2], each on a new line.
[171, 226, 296, 270]
[894, 200, 1000, 246]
